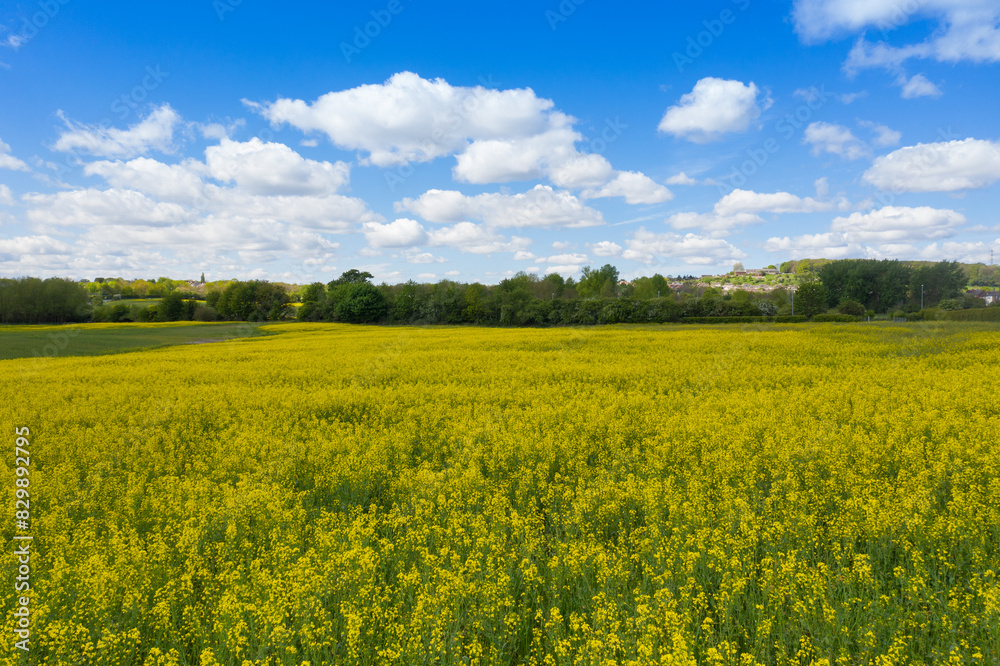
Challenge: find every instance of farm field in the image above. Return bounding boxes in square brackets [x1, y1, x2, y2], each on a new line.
[0, 322, 276, 362]
[2, 322, 999, 665]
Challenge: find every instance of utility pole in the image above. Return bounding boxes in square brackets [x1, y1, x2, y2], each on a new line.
[921, 284, 924, 310]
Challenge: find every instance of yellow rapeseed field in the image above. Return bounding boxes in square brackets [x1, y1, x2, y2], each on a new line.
[2, 322, 998, 665]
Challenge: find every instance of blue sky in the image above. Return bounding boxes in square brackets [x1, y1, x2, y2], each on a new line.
[1, 0, 999, 284]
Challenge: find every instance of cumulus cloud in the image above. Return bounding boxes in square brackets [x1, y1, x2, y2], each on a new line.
[898, 73, 942, 99]
[590, 241, 623, 257]
[623, 228, 746, 265]
[803, 121, 869, 159]
[658, 78, 771, 143]
[250, 72, 553, 167]
[0, 137, 30, 171]
[666, 172, 699, 186]
[453, 120, 612, 187]
[84, 157, 209, 204]
[862, 138, 1000, 192]
[714, 189, 833, 216]
[765, 205, 967, 258]
[794, 0, 1000, 64]
[0, 234, 72, 259]
[796, 0, 1000, 98]
[204, 138, 350, 196]
[0, 184, 12, 205]
[399, 185, 604, 229]
[251, 71, 661, 201]
[536, 253, 589, 265]
[580, 171, 673, 205]
[362, 218, 429, 248]
[763, 232, 855, 258]
[427, 222, 532, 254]
[666, 188, 834, 236]
[830, 206, 965, 242]
[858, 120, 902, 147]
[53, 104, 181, 158]
[23, 188, 192, 228]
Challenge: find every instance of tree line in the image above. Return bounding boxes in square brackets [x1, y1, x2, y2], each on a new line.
[1, 259, 994, 325]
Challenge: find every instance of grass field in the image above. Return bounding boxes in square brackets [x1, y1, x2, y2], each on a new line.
[2, 322, 998, 664]
[0, 321, 276, 361]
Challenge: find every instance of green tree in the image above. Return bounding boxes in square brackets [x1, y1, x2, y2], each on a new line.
[795, 282, 828, 317]
[336, 282, 388, 323]
[578, 264, 619, 299]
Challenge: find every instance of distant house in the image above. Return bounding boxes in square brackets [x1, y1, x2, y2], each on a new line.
[967, 289, 997, 305]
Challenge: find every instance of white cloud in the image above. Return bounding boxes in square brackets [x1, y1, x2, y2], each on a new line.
[362, 218, 429, 248]
[427, 222, 531, 254]
[24, 188, 192, 228]
[513, 251, 537, 260]
[403, 250, 447, 264]
[898, 73, 942, 99]
[795, 0, 1000, 65]
[920, 241, 999, 263]
[803, 121, 869, 159]
[204, 138, 350, 195]
[0, 235, 72, 259]
[453, 120, 613, 187]
[252, 71, 658, 201]
[666, 188, 834, 236]
[84, 157, 208, 204]
[399, 185, 604, 229]
[830, 206, 965, 242]
[551, 240, 574, 250]
[667, 211, 764, 236]
[590, 241, 623, 257]
[581, 171, 673, 204]
[858, 120, 902, 147]
[544, 265, 582, 276]
[863, 138, 1000, 192]
[0, 184, 12, 205]
[763, 232, 854, 258]
[658, 78, 771, 143]
[0, 137, 30, 171]
[714, 188, 833, 216]
[815, 177, 830, 197]
[623, 228, 747, 265]
[765, 205, 968, 259]
[250, 71, 554, 167]
[53, 104, 181, 159]
[666, 172, 698, 186]
[536, 253, 589, 265]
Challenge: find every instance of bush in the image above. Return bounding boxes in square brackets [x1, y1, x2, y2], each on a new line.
[193, 305, 219, 322]
[838, 300, 866, 316]
[811, 314, 859, 323]
[682, 316, 808, 324]
[944, 307, 1000, 322]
